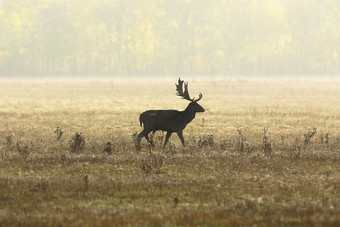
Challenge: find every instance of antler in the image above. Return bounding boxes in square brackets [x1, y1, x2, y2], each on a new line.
[176, 78, 203, 102]
[176, 78, 192, 101]
[195, 93, 203, 102]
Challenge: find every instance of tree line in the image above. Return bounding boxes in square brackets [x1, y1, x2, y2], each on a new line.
[0, 0, 339, 76]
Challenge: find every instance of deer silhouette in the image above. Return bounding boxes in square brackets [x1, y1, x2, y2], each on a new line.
[137, 78, 205, 148]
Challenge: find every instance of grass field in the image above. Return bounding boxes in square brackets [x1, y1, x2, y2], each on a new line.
[0, 78, 339, 226]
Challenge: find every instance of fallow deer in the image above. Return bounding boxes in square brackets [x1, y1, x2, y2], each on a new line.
[137, 78, 205, 148]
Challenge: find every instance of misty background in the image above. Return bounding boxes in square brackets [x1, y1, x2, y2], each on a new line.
[0, 0, 339, 77]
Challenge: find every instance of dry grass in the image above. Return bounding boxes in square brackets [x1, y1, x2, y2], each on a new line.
[0, 77, 340, 226]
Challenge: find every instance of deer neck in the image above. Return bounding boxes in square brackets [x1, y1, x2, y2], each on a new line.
[181, 105, 196, 123]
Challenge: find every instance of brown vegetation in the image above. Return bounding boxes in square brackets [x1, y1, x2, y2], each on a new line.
[0, 78, 339, 226]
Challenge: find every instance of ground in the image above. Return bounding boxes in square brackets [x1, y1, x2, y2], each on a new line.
[0, 77, 339, 226]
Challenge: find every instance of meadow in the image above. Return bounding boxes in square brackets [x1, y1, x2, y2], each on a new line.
[0, 78, 339, 226]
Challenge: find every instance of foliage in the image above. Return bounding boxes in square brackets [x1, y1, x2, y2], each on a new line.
[0, 0, 340, 76]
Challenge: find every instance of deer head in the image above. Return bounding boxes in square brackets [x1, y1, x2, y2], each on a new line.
[176, 78, 205, 113]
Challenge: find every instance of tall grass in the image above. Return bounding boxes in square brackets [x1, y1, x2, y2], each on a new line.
[0, 78, 339, 226]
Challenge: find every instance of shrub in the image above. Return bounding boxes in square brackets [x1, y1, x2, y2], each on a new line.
[70, 132, 85, 152]
[140, 151, 164, 174]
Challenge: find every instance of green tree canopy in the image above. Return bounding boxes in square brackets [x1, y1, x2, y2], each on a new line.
[0, 0, 339, 76]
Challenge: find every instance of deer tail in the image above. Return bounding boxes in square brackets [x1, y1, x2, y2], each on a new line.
[139, 115, 143, 127]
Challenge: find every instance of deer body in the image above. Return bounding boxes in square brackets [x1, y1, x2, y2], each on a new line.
[137, 79, 205, 148]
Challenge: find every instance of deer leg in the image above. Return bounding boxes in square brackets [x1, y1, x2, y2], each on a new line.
[163, 131, 172, 148]
[138, 128, 152, 145]
[144, 133, 155, 147]
[135, 132, 144, 150]
[137, 133, 143, 146]
[177, 131, 185, 147]
[150, 131, 156, 140]
[137, 130, 146, 143]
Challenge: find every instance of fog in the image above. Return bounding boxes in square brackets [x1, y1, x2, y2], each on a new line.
[0, 0, 339, 77]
